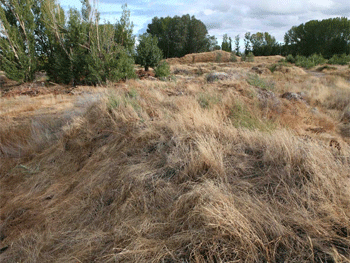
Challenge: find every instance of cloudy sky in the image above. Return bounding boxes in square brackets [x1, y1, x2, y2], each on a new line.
[59, 0, 350, 44]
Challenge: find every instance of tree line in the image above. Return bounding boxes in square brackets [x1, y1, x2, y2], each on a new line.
[1, 0, 349, 84]
[0, 0, 136, 84]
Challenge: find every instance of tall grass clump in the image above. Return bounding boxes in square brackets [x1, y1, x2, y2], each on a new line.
[247, 74, 275, 91]
[155, 61, 170, 78]
[1, 66, 350, 263]
[295, 53, 326, 69]
[229, 100, 275, 131]
[230, 51, 238, 62]
[242, 52, 255, 62]
[285, 54, 295, 63]
[328, 54, 350, 65]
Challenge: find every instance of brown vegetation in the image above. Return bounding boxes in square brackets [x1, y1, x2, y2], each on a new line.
[1, 54, 350, 262]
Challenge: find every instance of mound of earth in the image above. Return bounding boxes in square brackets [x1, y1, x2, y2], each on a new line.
[273, 64, 307, 75]
[166, 51, 285, 65]
[166, 50, 235, 64]
[1, 83, 75, 97]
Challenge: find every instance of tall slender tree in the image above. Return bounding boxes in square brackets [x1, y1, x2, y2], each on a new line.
[115, 4, 135, 55]
[0, 0, 38, 81]
[234, 34, 240, 55]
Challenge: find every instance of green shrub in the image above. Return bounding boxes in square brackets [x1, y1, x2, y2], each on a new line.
[230, 52, 237, 62]
[316, 65, 336, 72]
[247, 52, 255, 62]
[286, 54, 295, 63]
[295, 53, 326, 69]
[229, 101, 275, 131]
[215, 52, 223, 62]
[136, 33, 163, 71]
[241, 53, 247, 62]
[268, 64, 278, 73]
[155, 61, 170, 78]
[198, 93, 221, 109]
[247, 74, 275, 91]
[328, 54, 350, 65]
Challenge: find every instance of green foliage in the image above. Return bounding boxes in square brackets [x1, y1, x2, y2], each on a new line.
[249, 32, 279, 56]
[230, 52, 237, 62]
[234, 35, 240, 56]
[295, 54, 326, 69]
[0, 0, 135, 85]
[0, 0, 39, 81]
[155, 61, 170, 78]
[229, 101, 275, 131]
[244, 32, 251, 55]
[146, 15, 210, 58]
[316, 65, 337, 71]
[328, 54, 350, 65]
[221, 34, 231, 52]
[286, 54, 295, 63]
[108, 91, 141, 112]
[247, 52, 255, 62]
[207, 35, 218, 51]
[247, 74, 275, 91]
[284, 17, 350, 58]
[114, 4, 135, 55]
[215, 52, 223, 62]
[136, 33, 163, 71]
[268, 64, 278, 73]
[241, 52, 254, 62]
[198, 93, 221, 109]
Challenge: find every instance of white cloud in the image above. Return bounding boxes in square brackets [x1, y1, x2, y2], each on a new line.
[58, 0, 350, 43]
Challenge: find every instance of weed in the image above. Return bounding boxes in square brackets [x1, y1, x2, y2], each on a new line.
[268, 64, 278, 73]
[247, 74, 275, 91]
[316, 65, 337, 71]
[107, 94, 121, 109]
[328, 54, 350, 65]
[127, 88, 138, 99]
[230, 52, 238, 62]
[198, 93, 221, 109]
[229, 100, 275, 131]
[295, 53, 326, 69]
[155, 61, 170, 78]
[247, 52, 255, 62]
[107, 92, 141, 112]
[285, 54, 295, 63]
[216, 52, 223, 63]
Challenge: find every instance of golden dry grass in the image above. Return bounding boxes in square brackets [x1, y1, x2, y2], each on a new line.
[1, 56, 350, 262]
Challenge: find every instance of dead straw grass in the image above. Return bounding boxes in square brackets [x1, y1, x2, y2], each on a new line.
[1, 61, 350, 262]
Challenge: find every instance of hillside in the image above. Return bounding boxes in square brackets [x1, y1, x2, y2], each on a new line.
[1, 54, 350, 262]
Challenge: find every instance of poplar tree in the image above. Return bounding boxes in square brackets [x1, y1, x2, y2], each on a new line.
[0, 0, 38, 81]
[115, 4, 135, 55]
[234, 34, 240, 55]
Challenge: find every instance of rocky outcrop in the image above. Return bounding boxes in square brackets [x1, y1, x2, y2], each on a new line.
[206, 72, 231, 82]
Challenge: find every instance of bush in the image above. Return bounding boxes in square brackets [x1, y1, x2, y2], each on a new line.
[155, 61, 170, 78]
[328, 54, 350, 65]
[247, 52, 255, 62]
[230, 52, 238, 62]
[286, 54, 295, 63]
[198, 93, 221, 109]
[268, 64, 278, 73]
[215, 52, 223, 62]
[242, 52, 254, 62]
[247, 74, 275, 91]
[136, 33, 163, 71]
[295, 53, 326, 69]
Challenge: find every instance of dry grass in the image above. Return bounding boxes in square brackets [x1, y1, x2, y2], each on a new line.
[1, 56, 350, 262]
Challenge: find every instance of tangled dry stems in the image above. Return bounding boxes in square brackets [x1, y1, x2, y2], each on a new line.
[1, 61, 350, 262]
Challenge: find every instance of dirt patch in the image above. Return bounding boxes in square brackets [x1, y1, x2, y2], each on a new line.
[135, 69, 156, 80]
[1, 83, 75, 97]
